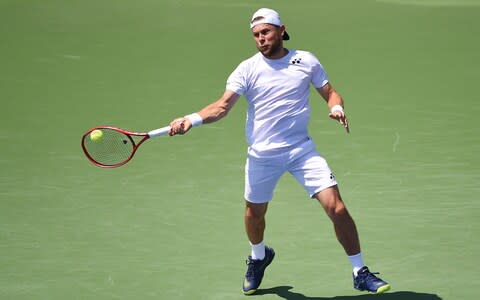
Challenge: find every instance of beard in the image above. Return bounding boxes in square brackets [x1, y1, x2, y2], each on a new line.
[257, 37, 283, 58]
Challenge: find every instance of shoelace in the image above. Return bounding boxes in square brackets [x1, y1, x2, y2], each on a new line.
[245, 259, 259, 278]
[361, 270, 381, 281]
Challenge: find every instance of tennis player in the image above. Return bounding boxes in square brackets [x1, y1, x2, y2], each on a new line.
[169, 8, 390, 295]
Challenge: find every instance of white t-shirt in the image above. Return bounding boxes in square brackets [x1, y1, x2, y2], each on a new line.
[226, 49, 329, 156]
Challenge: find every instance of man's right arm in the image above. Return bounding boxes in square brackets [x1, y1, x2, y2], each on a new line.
[169, 90, 241, 135]
[198, 90, 241, 124]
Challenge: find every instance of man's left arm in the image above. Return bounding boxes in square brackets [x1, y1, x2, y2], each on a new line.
[316, 83, 350, 133]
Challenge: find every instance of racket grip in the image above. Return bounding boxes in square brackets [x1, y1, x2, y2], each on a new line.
[148, 126, 171, 137]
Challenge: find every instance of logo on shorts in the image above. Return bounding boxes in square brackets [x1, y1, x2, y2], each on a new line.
[330, 173, 335, 180]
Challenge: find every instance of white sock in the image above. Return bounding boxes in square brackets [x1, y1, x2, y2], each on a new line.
[250, 241, 265, 260]
[348, 252, 365, 277]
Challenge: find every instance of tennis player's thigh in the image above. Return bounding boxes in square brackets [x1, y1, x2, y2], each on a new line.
[244, 156, 285, 203]
[289, 149, 337, 198]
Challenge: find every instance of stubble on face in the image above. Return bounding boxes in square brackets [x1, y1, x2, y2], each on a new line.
[252, 24, 285, 59]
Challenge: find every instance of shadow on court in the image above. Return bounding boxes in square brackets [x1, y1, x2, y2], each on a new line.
[254, 286, 442, 300]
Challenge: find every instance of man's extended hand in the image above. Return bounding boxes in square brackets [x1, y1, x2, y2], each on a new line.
[168, 117, 192, 136]
[329, 110, 350, 133]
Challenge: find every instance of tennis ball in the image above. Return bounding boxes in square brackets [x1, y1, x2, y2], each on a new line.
[90, 129, 103, 142]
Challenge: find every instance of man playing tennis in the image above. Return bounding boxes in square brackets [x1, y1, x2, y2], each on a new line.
[169, 8, 390, 295]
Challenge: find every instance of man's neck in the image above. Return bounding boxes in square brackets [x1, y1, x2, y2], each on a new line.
[264, 48, 289, 60]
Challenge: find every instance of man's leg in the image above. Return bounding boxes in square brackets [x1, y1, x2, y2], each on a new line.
[244, 201, 268, 246]
[315, 185, 390, 294]
[242, 201, 275, 295]
[314, 185, 360, 256]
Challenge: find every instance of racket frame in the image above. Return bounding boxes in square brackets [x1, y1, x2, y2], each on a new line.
[81, 125, 170, 168]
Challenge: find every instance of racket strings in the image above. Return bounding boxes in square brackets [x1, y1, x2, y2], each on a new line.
[83, 129, 134, 166]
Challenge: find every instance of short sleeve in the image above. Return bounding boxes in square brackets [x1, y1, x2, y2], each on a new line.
[226, 62, 247, 95]
[310, 54, 329, 88]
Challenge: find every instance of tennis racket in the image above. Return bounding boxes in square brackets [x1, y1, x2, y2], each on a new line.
[81, 126, 171, 168]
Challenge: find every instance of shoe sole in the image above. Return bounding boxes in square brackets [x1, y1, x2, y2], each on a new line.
[242, 249, 275, 295]
[243, 289, 257, 296]
[376, 284, 391, 294]
[354, 283, 391, 294]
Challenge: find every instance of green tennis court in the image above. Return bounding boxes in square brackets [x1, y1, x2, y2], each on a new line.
[1, 0, 479, 299]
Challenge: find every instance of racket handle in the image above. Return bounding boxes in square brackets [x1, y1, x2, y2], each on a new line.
[148, 126, 171, 138]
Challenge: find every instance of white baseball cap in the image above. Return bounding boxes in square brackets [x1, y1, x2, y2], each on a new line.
[250, 8, 290, 40]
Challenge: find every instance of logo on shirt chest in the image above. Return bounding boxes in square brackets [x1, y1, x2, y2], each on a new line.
[291, 57, 302, 65]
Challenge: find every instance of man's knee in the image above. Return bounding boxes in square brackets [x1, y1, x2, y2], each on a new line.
[326, 201, 348, 220]
[315, 186, 349, 219]
[245, 201, 268, 220]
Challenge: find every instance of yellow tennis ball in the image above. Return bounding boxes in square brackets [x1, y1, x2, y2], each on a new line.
[90, 129, 103, 142]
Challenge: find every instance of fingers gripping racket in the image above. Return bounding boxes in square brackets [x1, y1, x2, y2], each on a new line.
[81, 126, 170, 168]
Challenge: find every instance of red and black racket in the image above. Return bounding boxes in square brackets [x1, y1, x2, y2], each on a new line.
[81, 126, 170, 168]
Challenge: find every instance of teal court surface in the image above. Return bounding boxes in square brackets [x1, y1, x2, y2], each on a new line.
[1, 0, 479, 299]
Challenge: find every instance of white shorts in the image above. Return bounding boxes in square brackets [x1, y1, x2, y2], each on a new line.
[244, 138, 337, 203]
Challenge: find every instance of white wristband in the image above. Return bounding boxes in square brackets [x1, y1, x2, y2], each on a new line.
[330, 105, 344, 114]
[185, 113, 203, 127]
